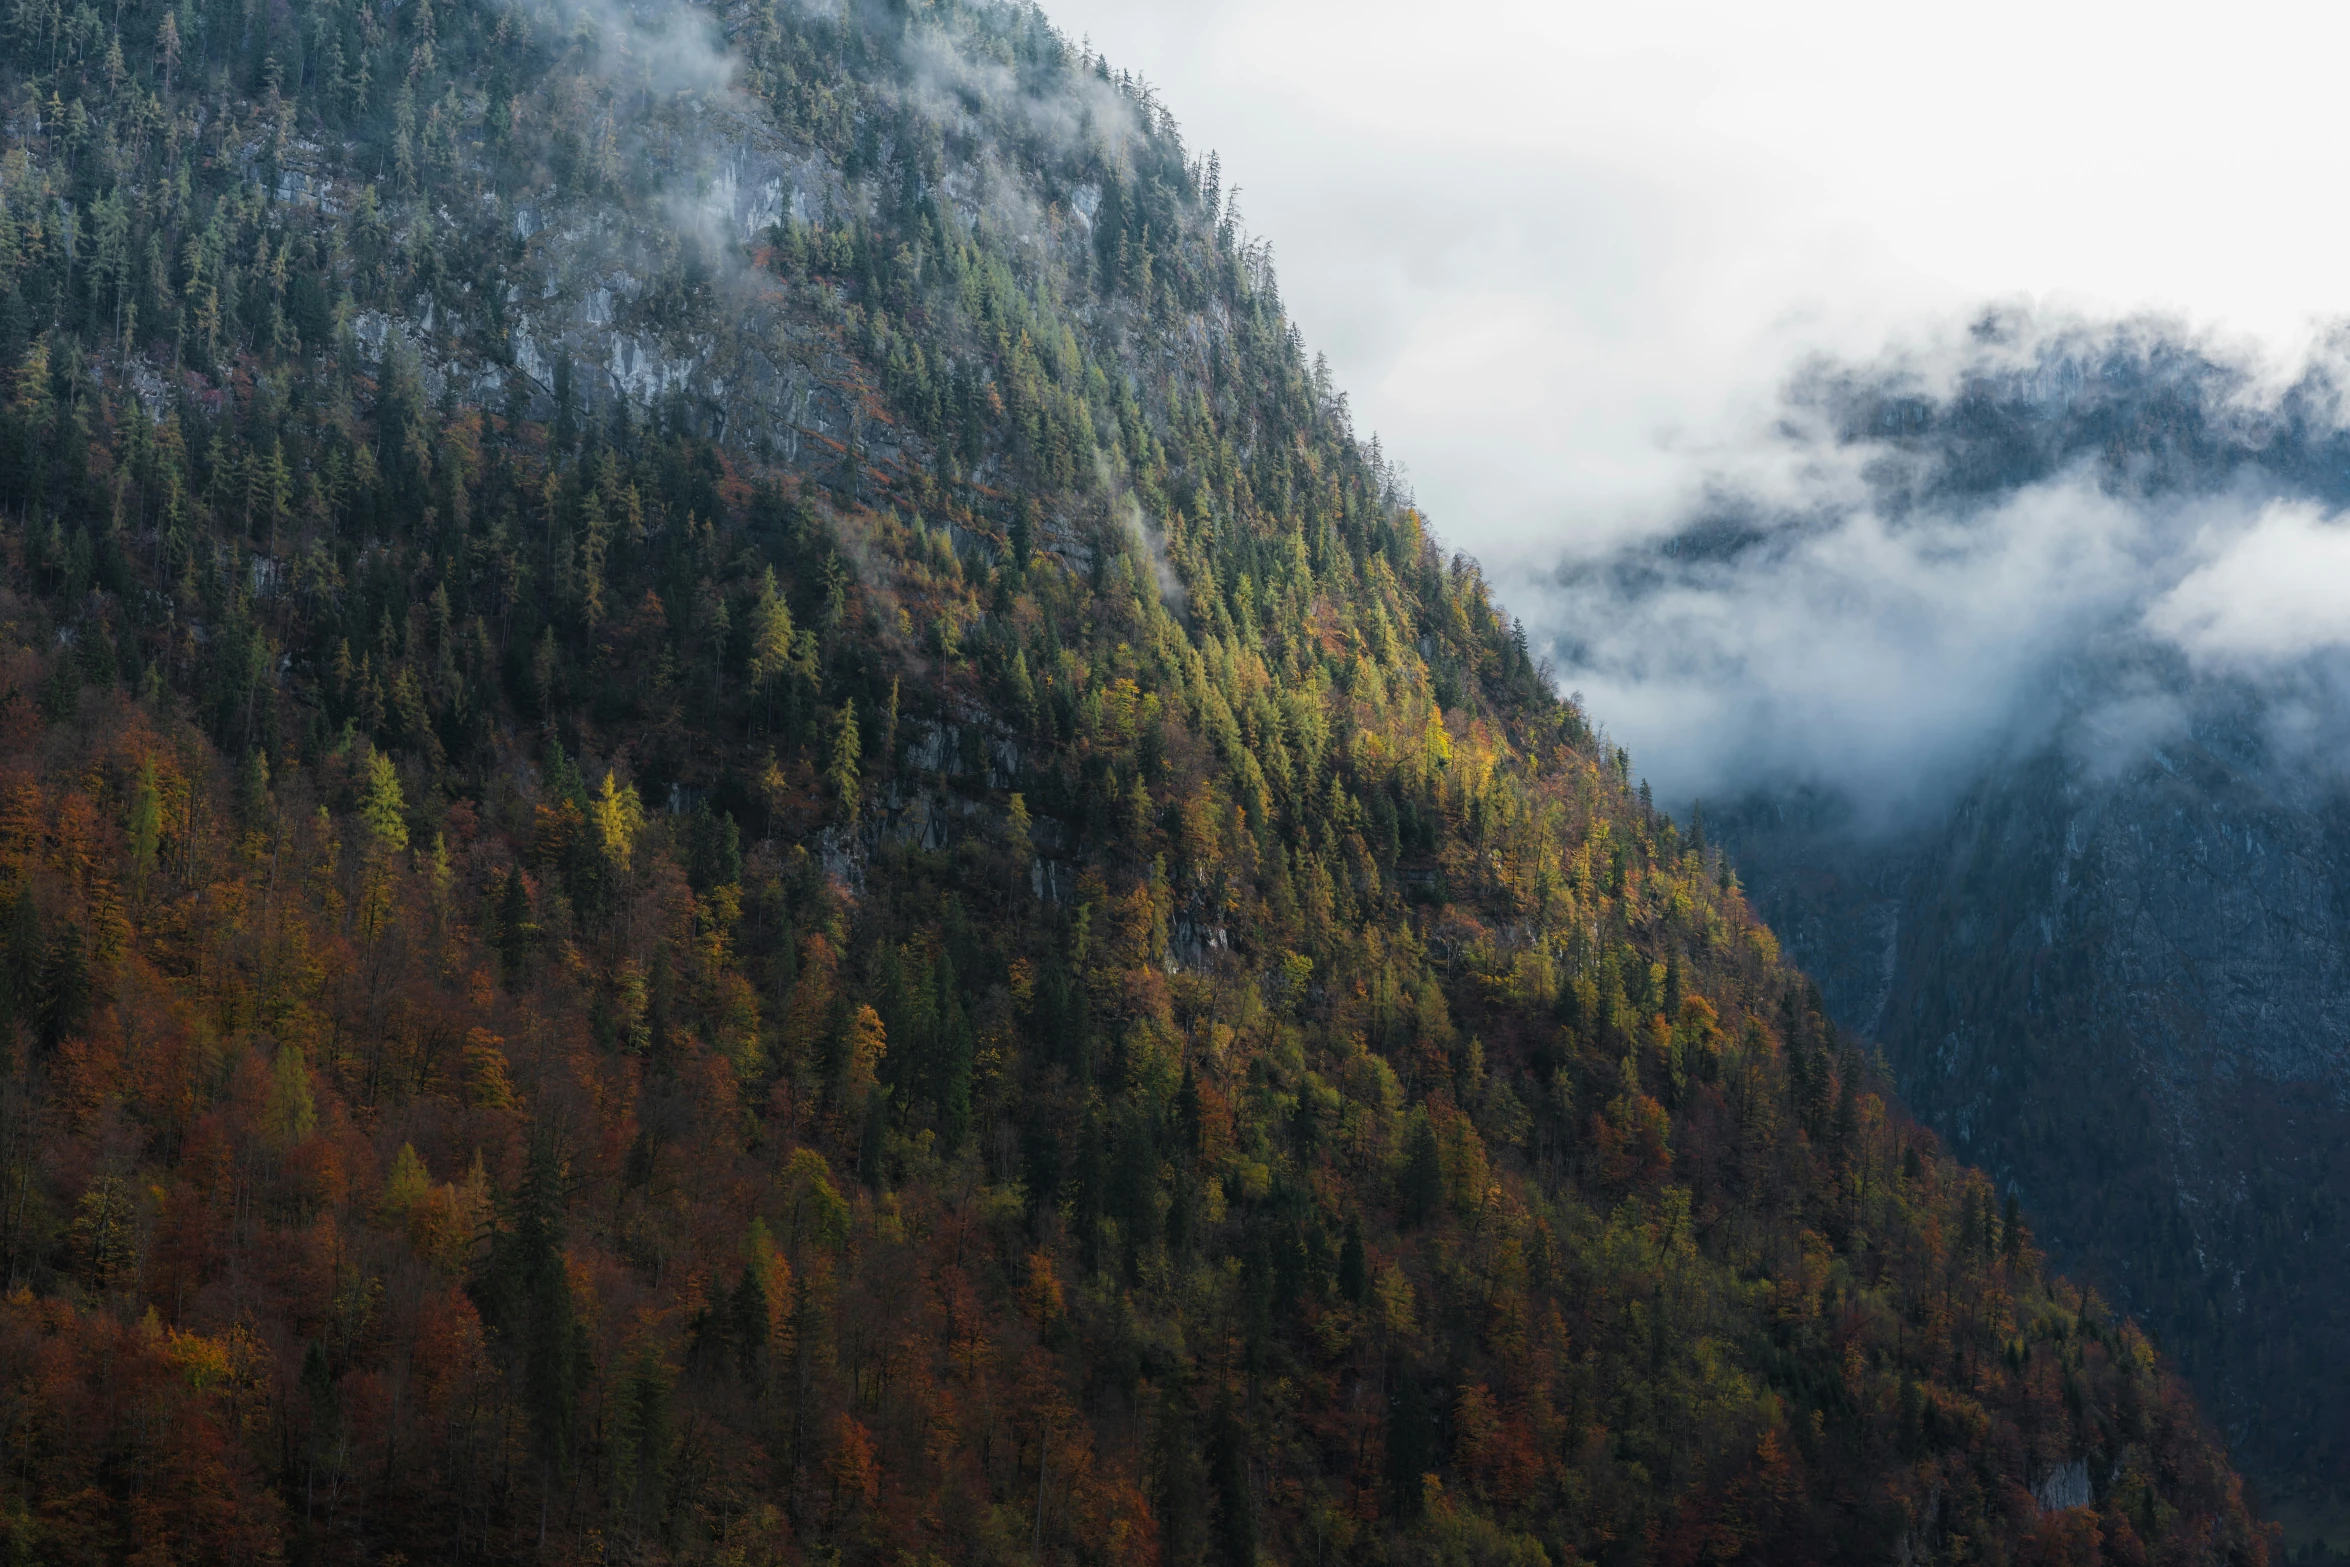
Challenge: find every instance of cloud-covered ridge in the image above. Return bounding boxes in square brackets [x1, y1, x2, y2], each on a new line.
[1519, 311, 2350, 822]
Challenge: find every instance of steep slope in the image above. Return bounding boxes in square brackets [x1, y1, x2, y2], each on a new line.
[1556, 322, 2350, 1544]
[0, 6, 2269, 1566]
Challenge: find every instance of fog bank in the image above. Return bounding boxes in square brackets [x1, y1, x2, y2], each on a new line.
[1520, 316, 2350, 818]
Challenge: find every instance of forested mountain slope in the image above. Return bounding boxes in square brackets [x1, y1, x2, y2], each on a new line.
[0, 2, 2269, 1563]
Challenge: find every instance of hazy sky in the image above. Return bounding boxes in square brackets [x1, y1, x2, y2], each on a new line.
[1040, 0, 2350, 568]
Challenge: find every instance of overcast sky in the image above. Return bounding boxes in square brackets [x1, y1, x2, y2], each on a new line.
[1040, 0, 2350, 572]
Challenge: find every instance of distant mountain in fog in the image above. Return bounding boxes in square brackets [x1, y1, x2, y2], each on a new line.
[1539, 314, 2350, 1524]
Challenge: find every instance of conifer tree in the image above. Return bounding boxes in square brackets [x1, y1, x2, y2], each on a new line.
[827, 701, 861, 823]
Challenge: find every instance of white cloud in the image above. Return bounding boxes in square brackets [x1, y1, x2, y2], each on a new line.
[1532, 469, 2174, 818]
[1514, 319, 2350, 817]
[2146, 503, 2350, 665]
[521, 0, 739, 95]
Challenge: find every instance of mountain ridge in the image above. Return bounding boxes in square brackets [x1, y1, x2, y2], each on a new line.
[0, 2, 2274, 1563]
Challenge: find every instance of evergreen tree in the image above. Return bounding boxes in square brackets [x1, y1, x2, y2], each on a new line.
[827, 702, 861, 823]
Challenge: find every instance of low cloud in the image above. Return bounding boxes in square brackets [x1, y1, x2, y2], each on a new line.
[1518, 315, 2350, 822]
[514, 0, 739, 96]
[902, 22, 1141, 167]
[2145, 502, 2350, 666]
[1534, 472, 2166, 821]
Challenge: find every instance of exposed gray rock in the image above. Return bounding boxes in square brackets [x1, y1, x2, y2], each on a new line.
[2033, 1460, 2093, 1514]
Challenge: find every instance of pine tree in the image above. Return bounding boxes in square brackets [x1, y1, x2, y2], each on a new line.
[1208, 1398, 1256, 1567]
[1385, 1360, 1433, 1520]
[1338, 1215, 1368, 1305]
[35, 927, 88, 1051]
[128, 757, 161, 894]
[473, 1137, 586, 1495]
[494, 867, 533, 976]
[826, 701, 861, 823]
[1177, 1059, 1202, 1158]
[748, 566, 796, 696]
[1151, 1376, 1204, 1567]
[267, 1044, 318, 1147]
[1401, 1112, 1443, 1227]
[360, 751, 409, 854]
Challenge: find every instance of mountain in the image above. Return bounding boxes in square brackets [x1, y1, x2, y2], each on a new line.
[0, 6, 2270, 1566]
[1547, 318, 2350, 1553]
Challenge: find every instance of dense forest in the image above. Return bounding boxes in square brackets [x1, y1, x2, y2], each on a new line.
[0, 0, 2276, 1561]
